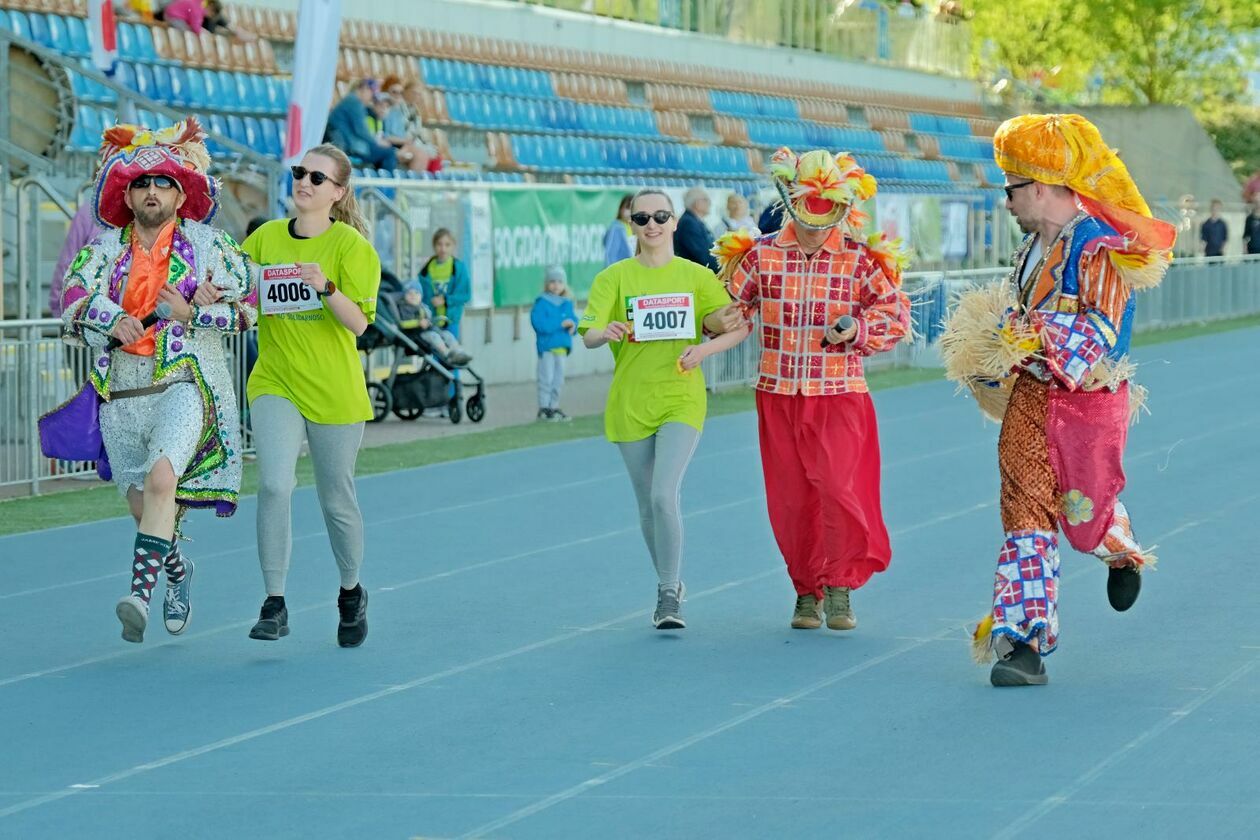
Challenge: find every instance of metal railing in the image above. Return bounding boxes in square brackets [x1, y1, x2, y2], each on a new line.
[699, 256, 1260, 390]
[512, 0, 973, 76]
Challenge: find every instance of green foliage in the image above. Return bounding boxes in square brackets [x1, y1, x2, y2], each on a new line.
[1200, 103, 1260, 182]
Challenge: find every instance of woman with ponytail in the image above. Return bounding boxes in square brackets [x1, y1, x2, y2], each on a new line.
[234, 144, 380, 647]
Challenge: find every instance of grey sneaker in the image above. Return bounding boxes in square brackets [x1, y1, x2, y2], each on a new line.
[791, 594, 822, 629]
[548, 408, 571, 422]
[116, 594, 149, 643]
[163, 558, 194, 635]
[823, 586, 857, 630]
[653, 582, 686, 630]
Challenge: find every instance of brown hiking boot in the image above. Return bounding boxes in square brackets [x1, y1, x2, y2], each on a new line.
[791, 594, 823, 629]
[823, 586, 857, 630]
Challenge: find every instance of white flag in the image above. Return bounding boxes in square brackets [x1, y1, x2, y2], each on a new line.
[87, 0, 117, 75]
[284, 0, 342, 166]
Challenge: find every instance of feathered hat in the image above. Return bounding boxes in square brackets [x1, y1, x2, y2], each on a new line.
[92, 117, 218, 229]
[769, 147, 878, 231]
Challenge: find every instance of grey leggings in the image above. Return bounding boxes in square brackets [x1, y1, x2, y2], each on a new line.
[252, 395, 365, 594]
[616, 422, 701, 592]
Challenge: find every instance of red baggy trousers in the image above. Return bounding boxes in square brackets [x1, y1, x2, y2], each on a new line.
[756, 390, 892, 599]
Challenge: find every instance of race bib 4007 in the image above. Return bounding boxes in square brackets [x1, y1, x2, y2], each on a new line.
[260, 264, 322, 315]
[630, 293, 694, 342]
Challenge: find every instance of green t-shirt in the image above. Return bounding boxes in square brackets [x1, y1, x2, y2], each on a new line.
[242, 219, 380, 424]
[579, 257, 731, 442]
[426, 258, 453, 317]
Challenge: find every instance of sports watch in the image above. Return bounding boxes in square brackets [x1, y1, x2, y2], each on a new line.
[317, 279, 337, 298]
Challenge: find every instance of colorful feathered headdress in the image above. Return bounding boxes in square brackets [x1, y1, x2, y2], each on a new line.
[93, 117, 218, 229]
[769, 147, 878, 231]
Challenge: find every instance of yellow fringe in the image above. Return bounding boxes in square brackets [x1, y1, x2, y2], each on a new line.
[1109, 248, 1172, 291]
[940, 283, 1040, 385]
[971, 614, 995, 665]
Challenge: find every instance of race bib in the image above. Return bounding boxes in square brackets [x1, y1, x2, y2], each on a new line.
[260, 264, 322, 315]
[630, 293, 694, 342]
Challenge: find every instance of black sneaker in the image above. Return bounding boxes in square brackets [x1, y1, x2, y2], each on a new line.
[337, 585, 369, 648]
[548, 408, 571, 422]
[537, 408, 553, 421]
[248, 596, 289, 640]
[989, 640, 1048, 687]
[1107, 565, 1141, 612]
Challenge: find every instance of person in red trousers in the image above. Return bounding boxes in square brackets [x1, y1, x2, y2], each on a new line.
[708, 147, 912, 630]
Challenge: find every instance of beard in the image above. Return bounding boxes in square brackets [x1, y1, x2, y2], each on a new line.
[132, 203, 177, 229]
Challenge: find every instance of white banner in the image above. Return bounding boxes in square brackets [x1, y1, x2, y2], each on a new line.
[87, 0, 117, 75]
[284, 0, 342, 166]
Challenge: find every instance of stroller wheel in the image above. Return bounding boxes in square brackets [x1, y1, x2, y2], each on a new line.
[466, 395, 485, 423]
[367, 383, 391, 423]
[448, 396, 462, 424]
[393, 406, 423, 421]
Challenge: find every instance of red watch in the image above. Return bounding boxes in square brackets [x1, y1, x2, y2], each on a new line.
[317, 280, 336, 298]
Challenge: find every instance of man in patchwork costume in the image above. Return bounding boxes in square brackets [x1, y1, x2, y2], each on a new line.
[942, 114, 1175, 686]
[707, 148, 912, 631]
[58, 118, 258, 643]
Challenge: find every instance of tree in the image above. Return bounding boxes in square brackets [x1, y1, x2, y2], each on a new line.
[969, 0, 1258, 112]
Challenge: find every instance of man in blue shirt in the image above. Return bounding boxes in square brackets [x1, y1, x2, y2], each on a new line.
[324, 79, 398, 171]
[1199, 199, 1228, 257]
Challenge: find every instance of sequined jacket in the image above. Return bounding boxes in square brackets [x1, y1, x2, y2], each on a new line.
[59, 219, 259, 516]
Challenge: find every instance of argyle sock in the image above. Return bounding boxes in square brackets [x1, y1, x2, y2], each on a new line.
[130, 533, 171, 605]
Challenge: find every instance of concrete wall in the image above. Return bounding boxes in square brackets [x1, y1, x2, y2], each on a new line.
[249, 0, 982, 103]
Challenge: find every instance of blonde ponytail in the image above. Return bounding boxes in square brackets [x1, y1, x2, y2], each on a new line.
[306, 143, 371, 239]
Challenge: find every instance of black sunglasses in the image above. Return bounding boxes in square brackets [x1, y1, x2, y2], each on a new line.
[630, 210, 673, 227]
[291, 165, 341, 187]
[1003, 180, 1035, 201]
[128, 174, 178, 191]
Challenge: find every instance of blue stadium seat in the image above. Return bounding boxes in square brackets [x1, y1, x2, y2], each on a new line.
[225, 115, 247, 149]
[26, 12, 51, 48]
[218, 70, 243, 108]
[132, 62, 155, 99]
[182, 67, 205, 109]
[531, 70, 553, 98]
[264, 77, 283, 114]
[247, 74, 270, 114]
[70, 105, 101, 151]
[260, 118, 282, 158]
[200, 69, 221, 109]
[937, 115, 971, 136]
[132, 23, 157, 63]
[115, 22, 138, 61]
[205, 113, 229, 155]
[909, 113, 939, 134]
[243, 116, 262, 149]
[5, 10, 31, 41]
[65, 15, 91, 58]
[150, 64, 173, 105]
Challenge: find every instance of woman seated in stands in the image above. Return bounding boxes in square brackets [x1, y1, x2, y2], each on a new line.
[157, 0, 256, 41]
[381, 77, 443, 174]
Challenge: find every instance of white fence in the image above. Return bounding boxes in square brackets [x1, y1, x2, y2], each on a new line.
[1, 256, 1258, 494]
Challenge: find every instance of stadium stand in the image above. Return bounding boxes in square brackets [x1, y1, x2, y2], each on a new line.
[0, 0, 1000, 196]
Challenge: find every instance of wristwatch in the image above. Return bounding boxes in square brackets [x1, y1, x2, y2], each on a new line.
[317, 279, 336, 298]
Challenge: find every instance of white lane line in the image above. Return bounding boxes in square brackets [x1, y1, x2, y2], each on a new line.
[991, 657, 1260, 840]
[0, 571, 776, 821]
[0, 498, 998, 817]
[455, 628, 956, 840]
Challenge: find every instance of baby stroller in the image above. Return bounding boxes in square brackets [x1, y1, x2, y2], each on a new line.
[358, 273, 487, 424]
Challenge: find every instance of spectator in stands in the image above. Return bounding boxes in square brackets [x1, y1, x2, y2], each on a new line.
[673, 186, 719, 271]
[380, 76, 439, 174]
[530, 266, 577, 422]
[1243, 198, 1260, 256]
[713, 192, 760, 239]
[417, 228, 472, 339]
[604, 194, 635, 266]
[158, 0, 254, 40]
[1199, 199, 1228, 257]
[50, 193, 105, 317]
[324, 79, 398, 173]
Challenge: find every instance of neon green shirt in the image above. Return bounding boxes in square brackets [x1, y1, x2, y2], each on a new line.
[426, 258, 453, 317]
[579, 257, 731, 442]
[242, 219, 380, 424]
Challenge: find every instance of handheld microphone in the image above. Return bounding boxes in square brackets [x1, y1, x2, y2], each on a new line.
[819, 314, 855, 348]
[105, 301, 174, 350]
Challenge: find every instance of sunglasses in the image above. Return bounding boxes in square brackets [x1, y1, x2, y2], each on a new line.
[1003, 180, 1035, 201]
[291, 165, 341, 187]
[630, 210, 673, 227]
[128, 174, 178, 191]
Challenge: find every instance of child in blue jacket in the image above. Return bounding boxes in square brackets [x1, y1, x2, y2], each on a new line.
[530, 266, 577, 421]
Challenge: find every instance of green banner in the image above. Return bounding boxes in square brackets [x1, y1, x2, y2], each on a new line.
[490, 189, 623, 307]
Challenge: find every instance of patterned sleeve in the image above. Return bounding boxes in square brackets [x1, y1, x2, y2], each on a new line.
[851, 248, 911, 357]
[1031, 248, 1127, 390]
[60, 244, 126, 349]
[189, 231, 259, 335]
[724, 247, 761, 316]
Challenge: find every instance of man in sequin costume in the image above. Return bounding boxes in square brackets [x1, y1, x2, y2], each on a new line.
[960, 114, 1176, 686]
[708, 148, 912, 632]
[58, 118, 257, 643]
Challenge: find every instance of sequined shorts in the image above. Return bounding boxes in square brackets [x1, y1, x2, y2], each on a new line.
[100, 353, 202, 496]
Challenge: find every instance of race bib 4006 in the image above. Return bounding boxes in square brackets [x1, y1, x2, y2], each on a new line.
[630, 293, 694, 342]
[260, 264, 322, 315]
